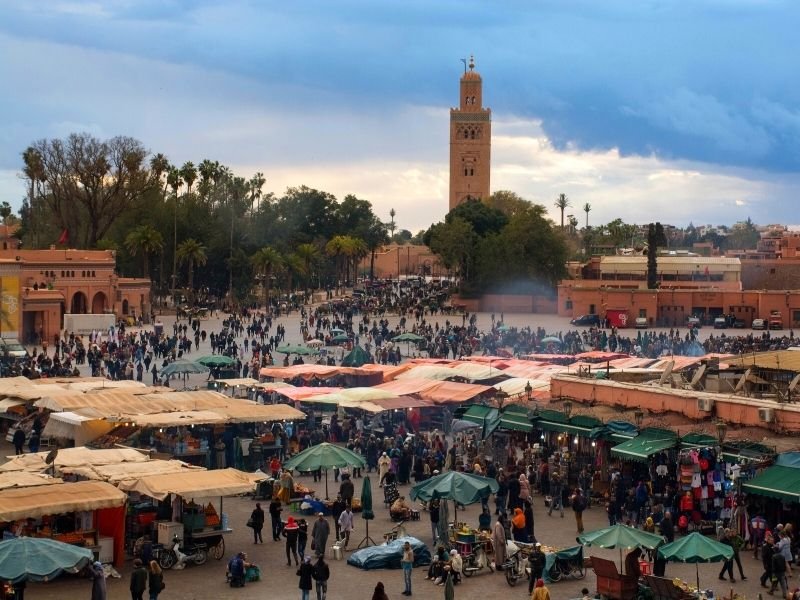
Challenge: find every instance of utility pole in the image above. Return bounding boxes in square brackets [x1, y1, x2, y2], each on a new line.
[228, 180, 234, 305]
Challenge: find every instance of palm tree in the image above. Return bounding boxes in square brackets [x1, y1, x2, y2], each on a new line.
[555, 193, 570, 229]
[388, 208, 396, 238]
[249, 172, 266, 212]
[180, 161, 197, 196]
[125, 224, 164, 278]
[583, 203, 591, 228]
[149, 153, 170, 196]
[176, 239, 207, 303]
[283, 253, 306, 295]
[250, 246, 283, 307]
[197, 159, 217, 202]
[326, 236, 350, 286]
[295, 243, 320, 289]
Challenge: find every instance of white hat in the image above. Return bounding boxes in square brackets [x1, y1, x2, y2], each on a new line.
[450, 549, 458, 556]
[433, 470, 440, 475]
[535, 542, 542, 547]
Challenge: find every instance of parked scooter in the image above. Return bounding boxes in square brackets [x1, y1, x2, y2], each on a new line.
[158, 535, 208, 570]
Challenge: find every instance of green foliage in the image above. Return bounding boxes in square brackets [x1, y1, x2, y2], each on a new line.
[646, 222, 665, 290]
[427, 198, 566, 294]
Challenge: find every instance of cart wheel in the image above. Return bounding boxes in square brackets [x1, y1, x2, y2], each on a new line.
[210, 538, 225, 560]
[505, 556, 519, 586]
[548, 565, 562, 582]
[193, 547, 208, 566]
[159, 551, 175, 570]
[574, 561, 586, 579]
[462, 558, 474, 578]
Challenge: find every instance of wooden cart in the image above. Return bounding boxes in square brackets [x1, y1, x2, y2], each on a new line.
[591, 556, 639, 600]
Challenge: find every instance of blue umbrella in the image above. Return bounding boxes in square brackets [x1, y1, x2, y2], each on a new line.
[0, 537, 94, 583]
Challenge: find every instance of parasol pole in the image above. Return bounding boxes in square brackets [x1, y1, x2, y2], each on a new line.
[696, 563, 699, 594]
[325, 469, 329, 500]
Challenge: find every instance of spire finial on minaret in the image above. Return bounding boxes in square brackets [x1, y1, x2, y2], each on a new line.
[469, 55, 475, 71]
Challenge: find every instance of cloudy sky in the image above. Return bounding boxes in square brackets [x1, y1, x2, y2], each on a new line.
[1, 0, 799, 233]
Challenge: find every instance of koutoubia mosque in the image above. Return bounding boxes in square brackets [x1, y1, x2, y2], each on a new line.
[449, 55, 491, 210]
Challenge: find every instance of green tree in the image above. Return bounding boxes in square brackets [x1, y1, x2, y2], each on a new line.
[554, 193, 570, 229]
[646, 222, 666, 289]
[176, 238, 207, 302]
[251, 246, 283, 306]
[447, 198, 507, 237]
[124, 224, 164, 279]
[295, 243, 320, 289]
[180, 161, 197, 196]
[427, 217, 477, 288]
[23, 133, 157, 247]
[487, 190, 530, 218]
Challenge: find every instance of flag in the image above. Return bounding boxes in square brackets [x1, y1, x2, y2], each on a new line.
[57, 229, 68, 245]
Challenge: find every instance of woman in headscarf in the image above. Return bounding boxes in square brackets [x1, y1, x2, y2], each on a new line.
[372, 581, 389, 600]
[492, 514, 508, 569]
[531, 578, 551, 600]
[511, 507, 527, 542]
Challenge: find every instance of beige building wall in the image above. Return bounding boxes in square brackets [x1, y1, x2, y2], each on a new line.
[449, 56, 491, 211]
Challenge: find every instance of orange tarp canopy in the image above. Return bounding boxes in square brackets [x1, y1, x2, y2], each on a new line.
[276, 387, 343, 401]
[374, 379, 440, 397]
[418, 381, 493, 404]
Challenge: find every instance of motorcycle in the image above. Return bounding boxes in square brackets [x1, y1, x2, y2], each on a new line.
[158, 535, 208, 570]
[503, 540, 534, 586]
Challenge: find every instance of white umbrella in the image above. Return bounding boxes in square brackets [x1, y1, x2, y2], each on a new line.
[306, 339, 324, 348]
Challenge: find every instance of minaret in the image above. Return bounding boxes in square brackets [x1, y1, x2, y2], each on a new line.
[449, 55, 491, 211]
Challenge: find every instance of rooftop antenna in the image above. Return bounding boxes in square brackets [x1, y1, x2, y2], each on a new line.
[460, 58, 467, 73]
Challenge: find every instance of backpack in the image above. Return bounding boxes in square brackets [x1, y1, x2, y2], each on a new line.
[573, 494, 587, 512]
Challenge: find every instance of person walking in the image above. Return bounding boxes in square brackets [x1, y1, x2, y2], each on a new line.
[718, 528, 736, 583]
[429, 498, 440, 546]
[339, 474, 355, 508]
[760, 536, 774, 588]
[338, 506, 354, 550]
[269, 498, 283, 541]
[548, 472, 563, 517]
[492, 515, 507, 570]
[528, 543, 546, 595]
[298, 518, 309, 558]
[771, 542, 788, 598]
[12, 428, 24, 455]
[88, 561, 107, 600]
[283, 516, 300, 566]
[401, 540, 414, 596]
[250, 502, 265, 544]
[129, 558, 147, 600]
[571, 488, 587, 534]
[147, 561, 164, 600]
[311, 513, 330, 558]
[313, 555, 330, 600]
[297, 555, 315, 600]
[531, 578, 551, 600]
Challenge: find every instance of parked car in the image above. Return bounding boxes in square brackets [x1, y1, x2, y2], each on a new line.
[570, 314, 600, 327]
[713, 317, 727, 329]
[733, 319, 746, 329]
[0, 338, 28, 361]
[687, 316, 701, 329]
[752, 318, 766, 330]
[634, 317, 648, 329]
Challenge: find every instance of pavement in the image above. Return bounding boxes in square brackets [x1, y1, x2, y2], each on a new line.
[17, 307, 785, 599]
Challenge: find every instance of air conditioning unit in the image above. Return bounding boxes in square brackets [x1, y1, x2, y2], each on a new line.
[758, 408, 775, 423]
[697, 398, 714, 412]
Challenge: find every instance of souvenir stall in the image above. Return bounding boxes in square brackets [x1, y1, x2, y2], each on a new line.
[741, 450, 800, 529]
[610, 427, 679, 498]
[0, 480, 127, 567]
[532, 408, 603, 489]
[675, 434, 728, 532]
[118, 468, 263, 562]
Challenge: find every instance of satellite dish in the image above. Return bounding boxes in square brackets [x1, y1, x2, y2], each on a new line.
[45, 448, 58, 465]
[734, 369, 751, 394]
[788, 373, 800, 392]
[690, 364, 707, 389]
[659, 361, 675, 386]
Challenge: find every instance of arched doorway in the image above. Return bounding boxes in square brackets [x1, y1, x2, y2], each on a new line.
[91, 292, 107, 314]
[70, 292, 88, 314]
[122, 299, 129, 315]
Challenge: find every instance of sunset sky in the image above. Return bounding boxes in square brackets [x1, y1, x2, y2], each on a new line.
[2, 1, 799, 233]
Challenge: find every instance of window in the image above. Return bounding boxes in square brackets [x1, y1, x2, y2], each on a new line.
[471, 96, 476, 105]
[464, 168, 469, 176]
[470, 130, 475, 139]
[469, 168, 474, 176]
[464, 131, 469, 139]
[565, 300, 573, 310]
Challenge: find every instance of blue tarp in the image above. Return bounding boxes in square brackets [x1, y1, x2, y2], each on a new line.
[347, 536, 431, 570]
[776, 452, 800, 469]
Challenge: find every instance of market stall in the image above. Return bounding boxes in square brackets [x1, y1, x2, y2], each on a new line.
[118, 468, 263, 561]
[0, 480, 127, 567]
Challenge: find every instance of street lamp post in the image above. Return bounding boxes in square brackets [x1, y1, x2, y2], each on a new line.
[563, 399, 573, 420]
[716, 420, 728, 446]
[634, 409, 644, 429]
[525, 381, 532, 404]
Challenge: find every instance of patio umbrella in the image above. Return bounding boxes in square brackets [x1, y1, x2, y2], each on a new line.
[292, 346, 319, 356]
[393, 332, 424, 342]
[276, 344, 297, 354]
[330, 328, 345, 335]
[0, 537, 94, 583]
[540, 336, 562, 344]
[410, 471, 498, 525]
[450, 419, 480, 434]
[341, 345, 371, 367]
[196, 355, 235, 367]
[330, 334, 350, 344]
[444, 569, 455, 600]
[356, 476, 376, 549]
[496, 324, 511, 332]
[657, 532, 733, 592]
[283, 443, 366, 499]
[578, 523, 664, 569]
[161, 359, 209, 377]
[305, 339, 324, 348]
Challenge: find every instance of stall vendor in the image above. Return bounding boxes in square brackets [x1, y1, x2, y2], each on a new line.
[390, 496, 412, 521]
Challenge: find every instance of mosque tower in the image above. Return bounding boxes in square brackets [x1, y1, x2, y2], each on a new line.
[449, 55, 491, 211]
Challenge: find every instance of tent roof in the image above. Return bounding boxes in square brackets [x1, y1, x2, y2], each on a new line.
[61, 460, 201, 483]
[742, 465, 800, 503]
[611, 435, 678, 463]
[0, 472, 62, 491]
[0, 480, 126, 521]
[118, 468, 263, 500]
[0, 447, 149, 473]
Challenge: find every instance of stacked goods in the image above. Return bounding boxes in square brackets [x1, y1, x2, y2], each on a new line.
[204, 503, 220, 528]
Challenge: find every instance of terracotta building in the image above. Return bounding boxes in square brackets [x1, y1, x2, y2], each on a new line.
[358, 244, 445, 279]
[726, 228, 800, 289]
[0, 247, 150, 344]
[449, 55, 491, 211]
